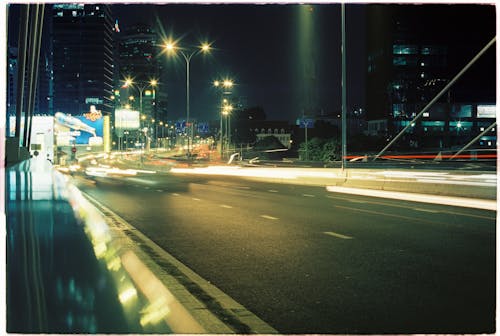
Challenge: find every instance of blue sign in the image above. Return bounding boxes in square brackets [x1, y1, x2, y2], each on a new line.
[297, 118, 315, 129]
[197, 122, 210, 134]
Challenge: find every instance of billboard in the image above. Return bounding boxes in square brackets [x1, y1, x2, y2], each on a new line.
[115, 109, 140, 131]
[55, 106, 104, 146]
[9, 116, 55, 160]
[477, 105, 496, 118]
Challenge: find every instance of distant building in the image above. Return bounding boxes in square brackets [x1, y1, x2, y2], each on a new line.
[52, 4, 114, 116]
[117, 23, 167, 122]
[366, 5, 496, 149]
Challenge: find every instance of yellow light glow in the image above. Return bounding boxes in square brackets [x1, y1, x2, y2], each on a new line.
[150, 79, 158, 86]
[201, 43, 210, 52]
[107, 256, 122, 271]
[93, 241, 107, 258]
[140, 300, 171, 326]
[119, 287, 138, 304]
[164, 41, 175, 52]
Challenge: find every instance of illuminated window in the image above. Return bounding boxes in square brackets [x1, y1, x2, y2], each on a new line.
[393, 45, 418, 55]
[392, 104, 404, 117]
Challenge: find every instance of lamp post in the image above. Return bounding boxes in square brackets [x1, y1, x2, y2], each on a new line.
[213, 79, 233, 158]
[124, 77, 158, 131]
[164, 41, 211, 156]
[222, 103, 233, 157]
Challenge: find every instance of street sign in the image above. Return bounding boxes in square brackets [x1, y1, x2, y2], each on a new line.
[297, 118, 315, 129]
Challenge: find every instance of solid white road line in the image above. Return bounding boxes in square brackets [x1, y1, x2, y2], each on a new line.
[326, 186, 497, 211]
[413, 208, 440, 213]
[220, 204, 233, 209]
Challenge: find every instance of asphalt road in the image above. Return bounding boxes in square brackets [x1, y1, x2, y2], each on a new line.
[73, 172, 496, 334]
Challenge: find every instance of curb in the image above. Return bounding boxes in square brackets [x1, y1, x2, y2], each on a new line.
[82, 192, 278, 334]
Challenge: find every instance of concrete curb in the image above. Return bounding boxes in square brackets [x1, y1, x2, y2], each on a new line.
[82, 192, 278, 334]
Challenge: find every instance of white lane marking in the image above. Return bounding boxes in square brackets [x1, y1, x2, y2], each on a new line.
[156, 189, 163, 192]
[302, 194, 315, 197]
[237, 186, 251, 190]
[326, 186, 497, 211]
[144, 186, 150, 190]
[347, 199, 365, 204]
[220, 204, 233, 209]
[324, 231, 353, 240]
[268, 190, 279, 193]
[192, 198, 201, 201]
[261, 215, 279, 220]
[171, 193, 180, 196]
[325, 194, 493, 220]
[413, 208, 439, 213]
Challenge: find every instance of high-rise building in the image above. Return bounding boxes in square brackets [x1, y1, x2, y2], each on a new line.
[52, 4, 114, 116]
[366, 4, 496, 149]
[117, 23, 168, 122]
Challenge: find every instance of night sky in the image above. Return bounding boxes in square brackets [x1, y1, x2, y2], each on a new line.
[112, 3, 367, 121]
[111, 3, 496, 122]
[6, 3, 496, 122]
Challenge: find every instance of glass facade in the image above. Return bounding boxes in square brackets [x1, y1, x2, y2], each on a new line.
[52, 4, 114, 116]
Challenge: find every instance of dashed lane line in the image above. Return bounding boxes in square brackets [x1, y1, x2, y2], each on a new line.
[302, 194, 315, 198]
[260, 215, 279, 220]
[324, 231, 354, 240]
[220, 204, 233, 209]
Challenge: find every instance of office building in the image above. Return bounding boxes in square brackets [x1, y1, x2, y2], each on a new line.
[366, 4, 496, 149]
[52, 4, 114, 116]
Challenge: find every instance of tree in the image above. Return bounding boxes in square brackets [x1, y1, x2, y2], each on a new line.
[299, 137, 340, 162]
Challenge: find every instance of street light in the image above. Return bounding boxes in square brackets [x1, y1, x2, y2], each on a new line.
[123, 78, 158, 149]
[164, 40, 211, 156]
[213, 79, 234, 158]
[222, 103, 233, 156]
[123, 77, 158, 117]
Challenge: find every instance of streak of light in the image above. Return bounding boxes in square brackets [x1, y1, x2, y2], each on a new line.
[327, 186, 496, 211]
